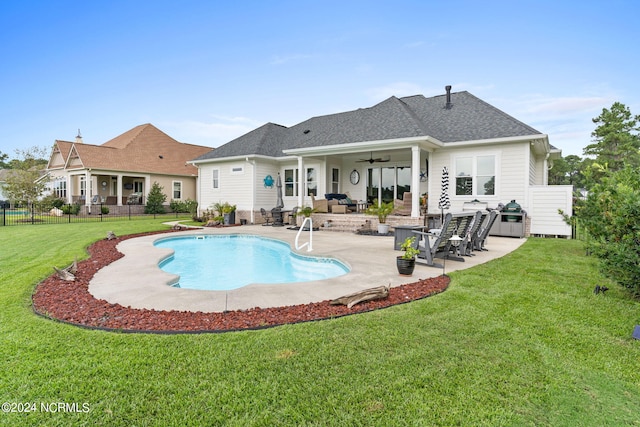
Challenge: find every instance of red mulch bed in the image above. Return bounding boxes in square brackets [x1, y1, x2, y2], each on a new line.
[32, 230, 450, 334]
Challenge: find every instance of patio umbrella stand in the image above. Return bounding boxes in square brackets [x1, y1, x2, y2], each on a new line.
[438, 166, 451, 227]
[272, 173, 285, 226]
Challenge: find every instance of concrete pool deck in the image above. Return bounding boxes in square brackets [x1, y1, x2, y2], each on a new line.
[89, 224, 526, 313]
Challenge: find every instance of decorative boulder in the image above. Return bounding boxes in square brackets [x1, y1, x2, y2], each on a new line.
[50, 207, 63, 217]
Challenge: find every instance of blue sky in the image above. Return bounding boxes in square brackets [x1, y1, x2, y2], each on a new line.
[0, 0, 637, 159]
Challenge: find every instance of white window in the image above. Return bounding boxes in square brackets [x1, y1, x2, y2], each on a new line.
[133, 180, 144, 193]
[285, 168, 298, 197]
[172, 181, 182, 199]
[80, 176, 86, 196]
[212, 169, 219, 189]
[53, 179, 67, 198]
[455, 155, 495, 196]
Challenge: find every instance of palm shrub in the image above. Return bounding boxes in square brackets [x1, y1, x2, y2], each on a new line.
[577, 166, 640, 295]
[365, 199, 394, 224]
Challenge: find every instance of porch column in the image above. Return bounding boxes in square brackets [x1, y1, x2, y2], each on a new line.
[117, 175, 123, 206]
[297, 156, 305, 208]
[85, 170, 92, 207]
[144, 176, 151, 204]
[411, 146, 420, 217]
[66, 175, 72, 204]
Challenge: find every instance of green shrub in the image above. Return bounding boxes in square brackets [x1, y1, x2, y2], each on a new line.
[38, 195, 65, 210]
[577, 166, 640, 295]
[170, 199, 198, 214]
[61, 204, 81, 215]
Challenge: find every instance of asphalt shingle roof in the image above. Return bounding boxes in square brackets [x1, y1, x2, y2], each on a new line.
[193, 91, 545, 161]
[51, 124, 212, 176]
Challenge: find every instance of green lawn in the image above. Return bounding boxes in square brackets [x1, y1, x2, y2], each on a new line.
[1, 220, 639, 426]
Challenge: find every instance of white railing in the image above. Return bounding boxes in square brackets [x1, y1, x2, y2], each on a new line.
[295, 217, 313, 252]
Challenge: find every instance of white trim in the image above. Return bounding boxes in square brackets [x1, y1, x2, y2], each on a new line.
[189, 154, 298, 165]
[448, 134, 548, 149]
[283, 136, 442, 156]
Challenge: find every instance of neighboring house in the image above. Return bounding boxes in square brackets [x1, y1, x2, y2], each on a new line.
[45, 124, 212, 211]
[190, 87, 573, 236]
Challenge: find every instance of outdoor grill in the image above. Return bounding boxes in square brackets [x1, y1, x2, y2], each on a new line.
[502, 199, 522, 222]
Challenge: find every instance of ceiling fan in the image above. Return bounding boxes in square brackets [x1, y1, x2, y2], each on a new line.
[356, 152, 390, 164]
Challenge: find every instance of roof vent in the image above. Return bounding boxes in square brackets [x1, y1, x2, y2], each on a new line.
[445, 85, 452, 109]
[303, 129, 310, 134]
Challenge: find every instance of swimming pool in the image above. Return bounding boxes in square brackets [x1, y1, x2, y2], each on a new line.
[155, 234, 350, 290]
[2, 210, 28, 216]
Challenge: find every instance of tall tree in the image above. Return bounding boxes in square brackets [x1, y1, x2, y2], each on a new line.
[583, 102, 640, 171]
[548, 156, 571, 185]
[548, 154, 588, 188]
[0, 151, 9, 169]
[1, 146, 49, 204]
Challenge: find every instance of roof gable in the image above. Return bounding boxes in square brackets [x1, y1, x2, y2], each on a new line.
[193, 123, 289, 161]
[47, 140, 73, 169]
[49, 124, 212, 176]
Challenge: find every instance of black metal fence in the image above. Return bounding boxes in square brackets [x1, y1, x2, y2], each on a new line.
[1, 203, 188, 226]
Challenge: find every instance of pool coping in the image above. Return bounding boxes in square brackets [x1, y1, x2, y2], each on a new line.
[88, 225, 526, 313]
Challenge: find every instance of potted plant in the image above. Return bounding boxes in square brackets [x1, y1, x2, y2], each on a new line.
[397, 236, 420, 275]
[223, 203, 236, 225]
[297, 206, 316, 230]
[365, 199, 394, 234]
[298, 206, 316, 218]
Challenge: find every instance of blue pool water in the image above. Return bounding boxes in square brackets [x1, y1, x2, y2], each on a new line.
[155, 234, 349, 290]
[3, 210, 28, 216]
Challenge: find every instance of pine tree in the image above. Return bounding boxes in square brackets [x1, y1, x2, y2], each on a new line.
[144, 182, 167, 214]
[583, 102, 640, 171]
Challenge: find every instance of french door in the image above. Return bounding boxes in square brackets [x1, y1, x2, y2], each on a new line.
[366, 166, 411, 204]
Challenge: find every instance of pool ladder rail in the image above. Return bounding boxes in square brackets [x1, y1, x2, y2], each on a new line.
[295, 217, 313, 252]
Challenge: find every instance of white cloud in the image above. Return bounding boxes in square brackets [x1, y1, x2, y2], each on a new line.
[269, 54, 314, 65]
[403, 41, 425, 49]
[161, 116, 263, 148]
[486, 92, 618, 156]
[519, 96, 609, 116]
[365, 82, 427, 101]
